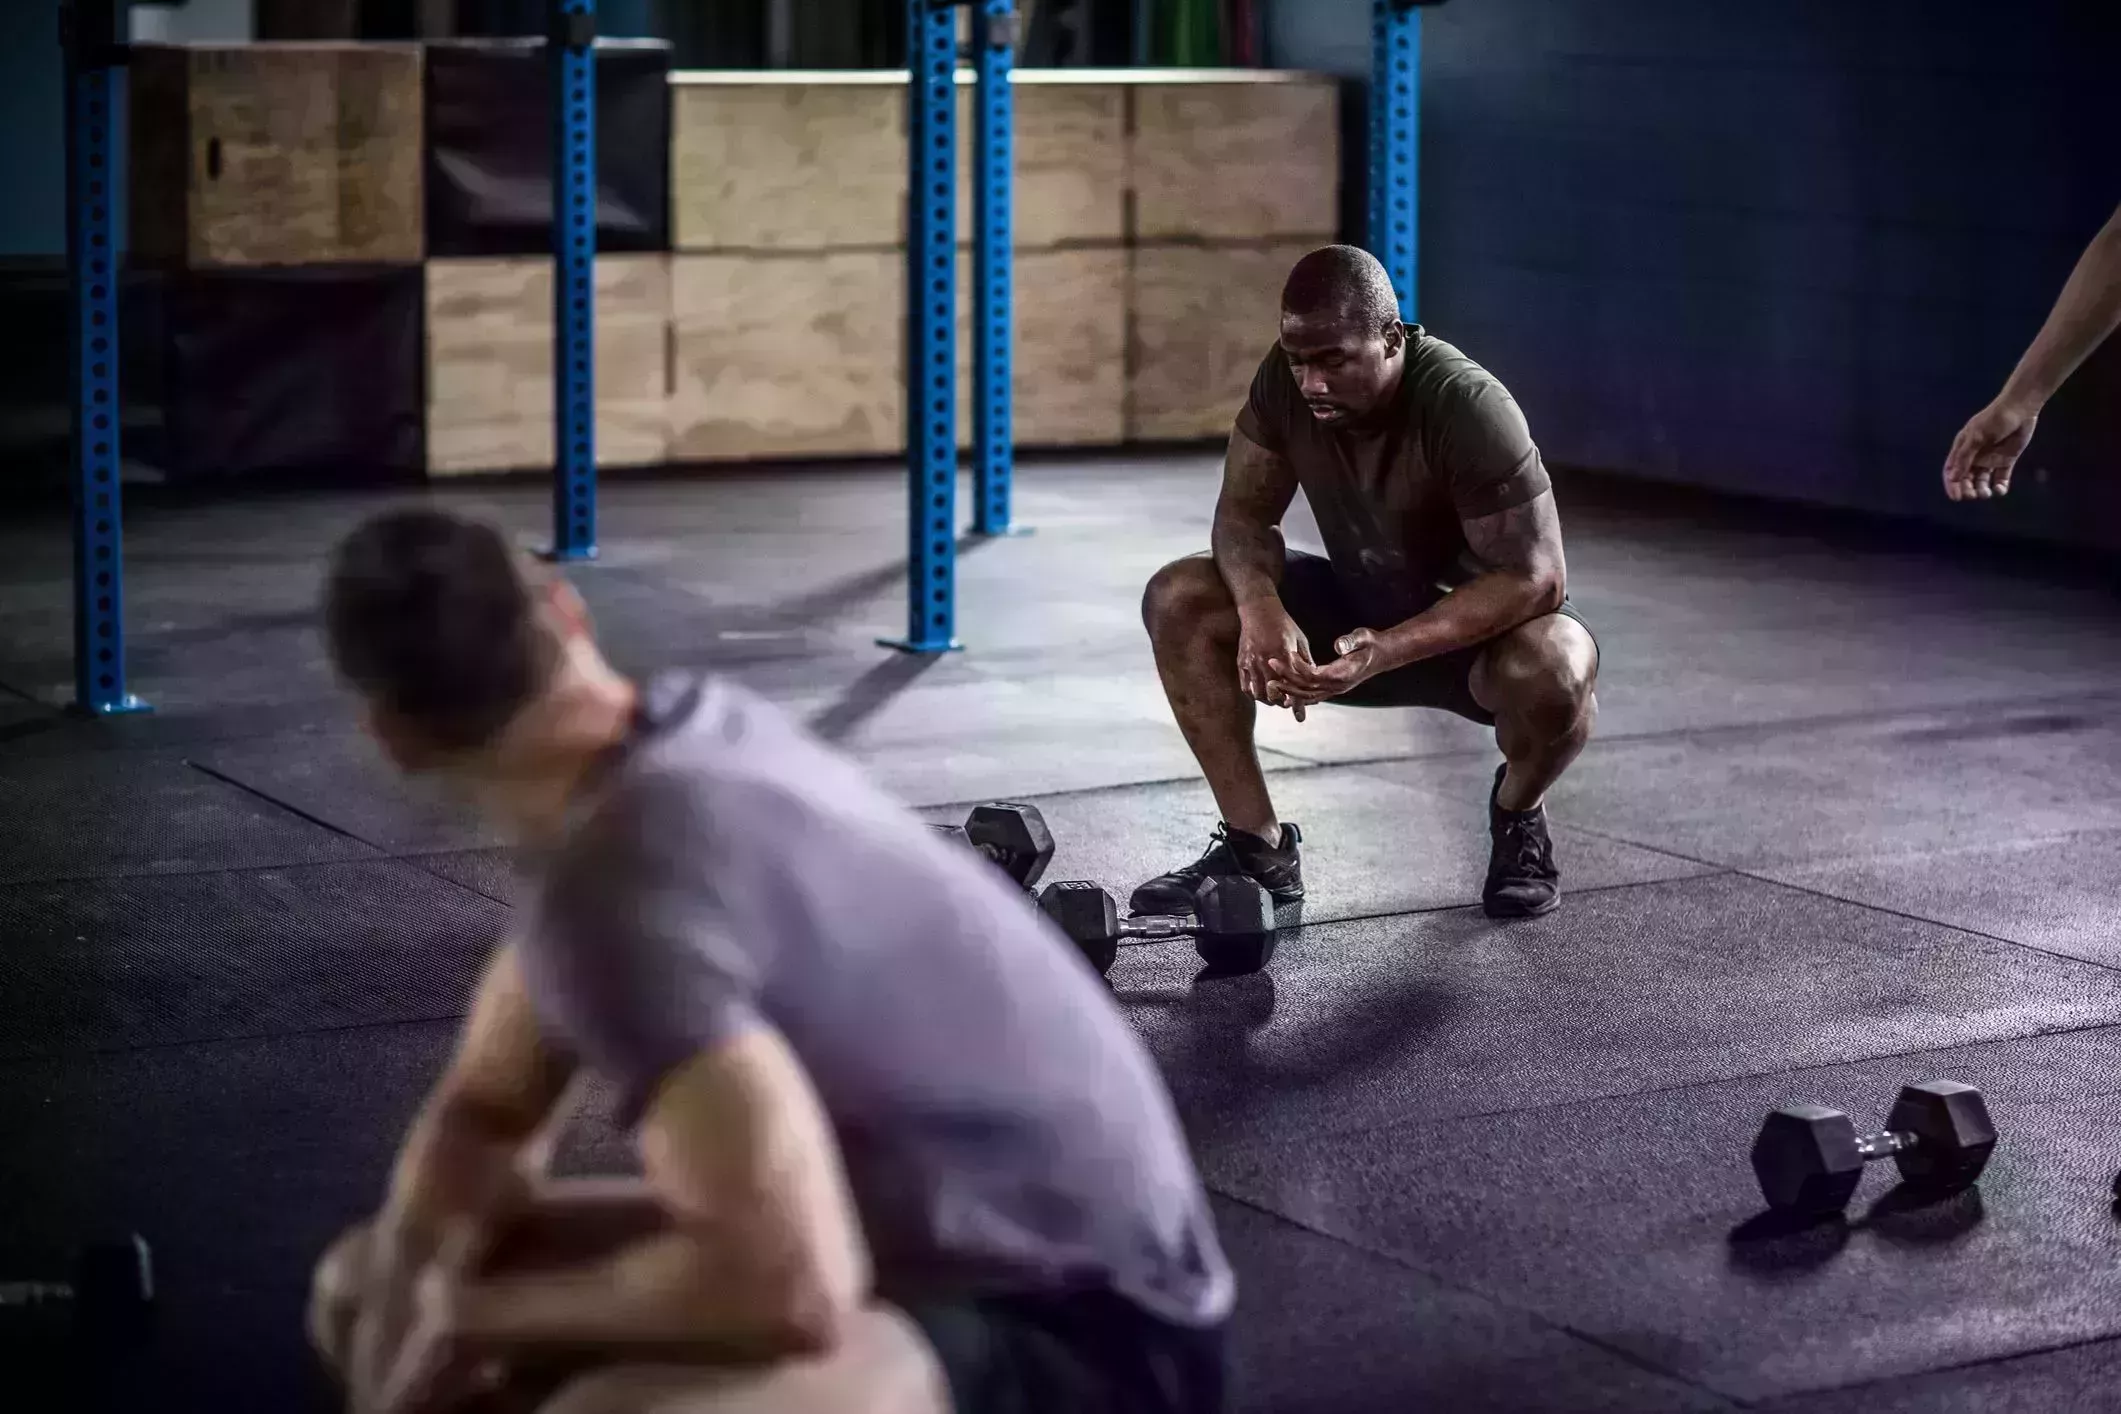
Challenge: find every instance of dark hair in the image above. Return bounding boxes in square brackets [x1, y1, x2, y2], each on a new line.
[322, 507, 558, 752]
[1280, 244, 1402, 336]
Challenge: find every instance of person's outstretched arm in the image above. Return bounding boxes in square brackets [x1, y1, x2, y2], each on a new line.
[1945, 202, 2121, 501]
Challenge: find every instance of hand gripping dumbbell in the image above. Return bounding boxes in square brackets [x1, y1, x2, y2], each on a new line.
[1750, 1081, 1997, 1217]
[1037, 876, 1278, 977]
[928, 802, 1056, 891]
[0, 1234, 155, 1350]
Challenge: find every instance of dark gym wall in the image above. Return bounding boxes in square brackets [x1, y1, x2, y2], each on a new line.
[0, 3, 68, 258]
[1416, 0, 2121, 547]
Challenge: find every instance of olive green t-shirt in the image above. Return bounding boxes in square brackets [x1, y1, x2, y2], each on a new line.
[1234, 328, 1552, 625]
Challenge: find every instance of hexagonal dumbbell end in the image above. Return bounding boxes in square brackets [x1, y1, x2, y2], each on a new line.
[965, 803, 1056, 890]
[1884, 1080, 1996, 1192]
[1192, 875, 1277, 975]
[1751, 1104, 1865, 1216]
[1037, 880, 1120, 977]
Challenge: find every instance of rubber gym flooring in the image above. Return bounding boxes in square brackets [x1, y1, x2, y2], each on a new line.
[5, 454, 2121, 1412]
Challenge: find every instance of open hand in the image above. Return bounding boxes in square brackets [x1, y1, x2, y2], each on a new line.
[1943, 398, 2038, 501]
[1269, 629, 1386, 717]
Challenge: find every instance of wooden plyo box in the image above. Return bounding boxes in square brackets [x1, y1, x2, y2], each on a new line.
[668, 250, 904, 461]
[957, 246, 1128, 448]
[958, 81, 1129, 249]
[668, 75, 1127, 253]
[1130, 78, 1340, 241]
[128, 43, 423, 269]
[670, 81, 904, 252]
[425, 255, 671, 476]
[1128, 241, 1318, 443]
[665, 246, 1129, 462]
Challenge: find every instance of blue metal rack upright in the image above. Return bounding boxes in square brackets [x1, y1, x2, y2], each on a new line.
[971, 0, 1019, 538]
[884, 0, 970, 654]
[1370, 1, 1442, 323]
[547, 0, 599, 562]
[60, 0, 146, 716]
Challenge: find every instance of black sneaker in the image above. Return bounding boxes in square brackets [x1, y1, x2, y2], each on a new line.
[1130, 822, 1305, 916]
[1485, 764, 1560, 918]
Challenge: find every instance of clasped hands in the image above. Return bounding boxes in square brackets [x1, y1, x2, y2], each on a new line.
[1236, 602, 1385, 723]
[309, 1204, 510, 1414]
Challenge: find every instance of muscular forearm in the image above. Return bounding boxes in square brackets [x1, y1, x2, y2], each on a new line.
[382, 1076, 577, 1261]
[377, 1105, 536, 1272]
[452, 1223, 844, 1366]
[1211, 504, 1287, 609]
[1373, 570, 1561, 669]
[1998, 212, 2121, 410]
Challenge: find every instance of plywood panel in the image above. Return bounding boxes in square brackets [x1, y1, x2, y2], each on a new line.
[955, 83, 1128, 248]
[1131, 81, 1339, 241]
[128, 43, 422, 269]
[956, 247, 1127, 448]
[668, 252, 904, 461]
[671, 85, 904, 251]
[1129, 241, 1319, 442]
[426, 255, 670, 476]
[673, 79, 1127, 253]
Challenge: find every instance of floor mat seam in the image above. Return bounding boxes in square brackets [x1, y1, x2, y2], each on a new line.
[1207, 1188, 1745, 1409]
[1288, 1014, 2121, 1141]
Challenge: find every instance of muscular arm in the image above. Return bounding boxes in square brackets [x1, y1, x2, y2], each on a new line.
[1369, 491, 1567, 670]
[446, 1023, 872, 1363]
[1211, 426, 1299, 610]
[1995, 202, 2121, 413]
[384, 943, 579, 1252]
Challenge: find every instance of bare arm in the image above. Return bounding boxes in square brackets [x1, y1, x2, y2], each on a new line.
[445, 1022, 871, 1364]
[1996, 202, 2121, 413]
[382, 943, 579, 1250]
[1211, 426, 1299, 610]
[1945, 203, 2121, 499]
[1370, 491, 1567, 670]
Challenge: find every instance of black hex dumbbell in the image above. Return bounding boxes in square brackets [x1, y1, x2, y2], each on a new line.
[1037, 876, 1278, 977]
[0, 1234, 155, 1351]
[1750, 1081, 1997, 1217]
[928, 802, 1056, 891]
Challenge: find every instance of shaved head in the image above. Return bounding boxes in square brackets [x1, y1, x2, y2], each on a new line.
[1276, 246, 1409, 427]
[1281, 245, 1402, 336]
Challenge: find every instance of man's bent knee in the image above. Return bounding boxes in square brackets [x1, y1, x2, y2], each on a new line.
[1476, 617, 1598, 726]
[1141, 556, 1236, 642]
[535, 1307, 952, 1414]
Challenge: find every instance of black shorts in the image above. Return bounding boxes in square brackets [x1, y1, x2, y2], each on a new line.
[1277, 549, 1596, 726]
[904, 1287, 1227, 1414]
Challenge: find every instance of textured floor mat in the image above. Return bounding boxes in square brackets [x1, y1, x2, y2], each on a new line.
[1206, 1027, 2121, 1404]
[925, 763, 1713, 924]
[0, 751, 376, 885]
[1112, 873, 2121, 1150]
[0, 860, 504, 1059]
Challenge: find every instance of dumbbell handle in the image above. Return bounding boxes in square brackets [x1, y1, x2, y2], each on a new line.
[1854, 1129, 1919, 1162]
[1116, 915, 1204, 942]
[0, 1279, 78, 1309]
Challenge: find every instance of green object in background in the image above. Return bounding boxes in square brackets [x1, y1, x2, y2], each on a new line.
[1171, 0, 1222, 66]
[1142, 0, 1223, 66]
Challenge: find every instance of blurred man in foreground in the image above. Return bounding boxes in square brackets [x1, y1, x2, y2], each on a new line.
[307, 508, 1233, 1414]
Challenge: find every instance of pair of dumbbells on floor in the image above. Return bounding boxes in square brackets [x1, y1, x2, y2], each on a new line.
[929, 803, 1279, 976]
[1751, 1081, 1997, 1218]
[0, 1234, 154, 1352]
